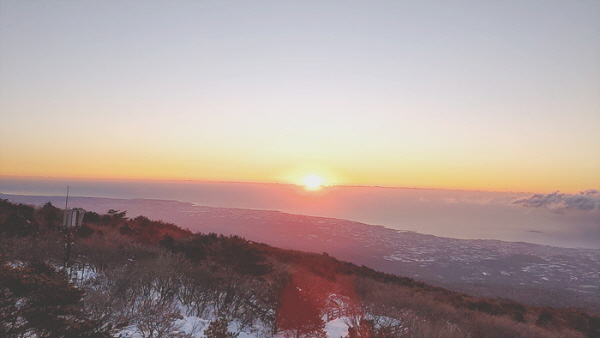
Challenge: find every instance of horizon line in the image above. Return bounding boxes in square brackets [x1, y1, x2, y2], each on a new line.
[0, 174, 571, 195]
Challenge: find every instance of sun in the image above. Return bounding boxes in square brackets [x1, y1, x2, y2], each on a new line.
[303, 174, 324, 191]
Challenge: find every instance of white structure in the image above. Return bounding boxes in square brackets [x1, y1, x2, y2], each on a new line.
[63, 208, 85, 228]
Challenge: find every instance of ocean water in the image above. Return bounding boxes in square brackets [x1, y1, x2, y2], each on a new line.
[1, 177, 598, 249]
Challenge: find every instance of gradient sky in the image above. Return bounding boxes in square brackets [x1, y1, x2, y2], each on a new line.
[1, 0, 599, 193]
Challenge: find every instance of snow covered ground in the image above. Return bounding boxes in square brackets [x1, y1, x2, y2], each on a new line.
[58, 263, 351, 338]
[324, 318, 350, 338]
[115, 310, 350, 338]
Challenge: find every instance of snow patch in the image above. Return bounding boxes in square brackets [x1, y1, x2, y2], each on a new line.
[325, 318, 350, 338]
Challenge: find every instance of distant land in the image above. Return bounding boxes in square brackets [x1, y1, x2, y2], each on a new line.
[2, 193, 598, 313]
[1, 177, 599, 249]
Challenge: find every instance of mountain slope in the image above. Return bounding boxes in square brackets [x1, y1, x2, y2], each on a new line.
[1, 198, 599, 337]
[2, 193, 599, 313]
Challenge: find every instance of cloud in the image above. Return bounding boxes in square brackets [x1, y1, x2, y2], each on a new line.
[512, 190, 600, 212]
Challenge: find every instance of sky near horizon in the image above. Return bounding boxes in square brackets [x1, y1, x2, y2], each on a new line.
[1, 1, 599, 193]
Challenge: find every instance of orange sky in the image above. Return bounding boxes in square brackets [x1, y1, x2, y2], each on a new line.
[1, 1, 599, 194]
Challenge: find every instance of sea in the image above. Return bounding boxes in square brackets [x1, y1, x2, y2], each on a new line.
[1, 176, 598, 249]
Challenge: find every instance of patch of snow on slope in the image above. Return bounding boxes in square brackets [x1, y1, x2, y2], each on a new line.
[325, 318, 350, 338]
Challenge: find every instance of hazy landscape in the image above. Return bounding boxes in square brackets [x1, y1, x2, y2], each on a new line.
[1, 0, 599, 337]
[2, 178, 599, 249]
[2, 187, 599, 310]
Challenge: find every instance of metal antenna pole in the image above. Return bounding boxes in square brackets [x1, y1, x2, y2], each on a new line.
[65, 186, 70, 210]
[64, 186, 72, 276]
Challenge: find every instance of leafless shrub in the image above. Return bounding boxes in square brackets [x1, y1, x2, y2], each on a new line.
[177, 266, 215, 318]
[0, 232, 63, 264]
[399, 311, 467, 338]
[130, 298, 184, 338]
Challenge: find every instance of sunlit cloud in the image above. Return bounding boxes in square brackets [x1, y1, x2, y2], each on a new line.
[512, 190, 600, 213]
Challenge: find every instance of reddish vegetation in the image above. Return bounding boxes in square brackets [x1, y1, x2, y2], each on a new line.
[1, 198, 599, 338]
